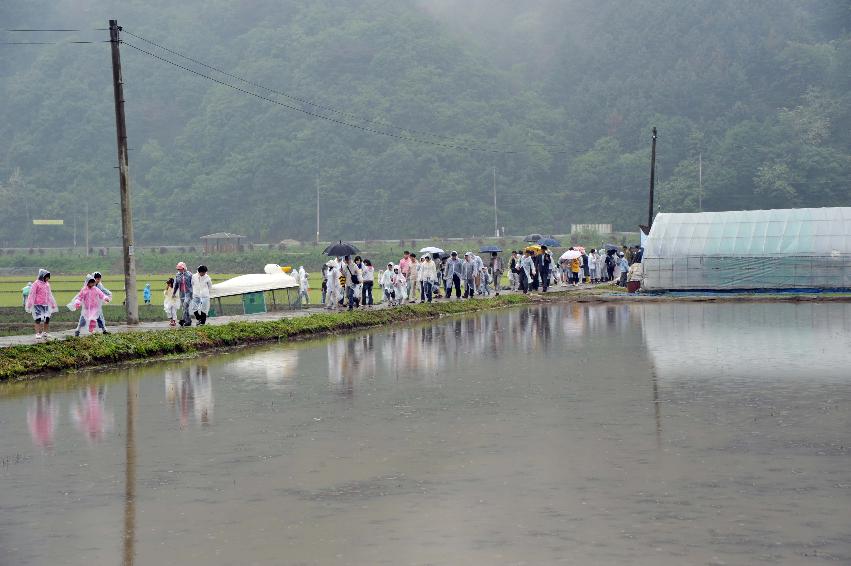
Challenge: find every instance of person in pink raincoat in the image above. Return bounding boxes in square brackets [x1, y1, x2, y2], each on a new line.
[24, 269, 58, 340]
[69, 275, 111, 336]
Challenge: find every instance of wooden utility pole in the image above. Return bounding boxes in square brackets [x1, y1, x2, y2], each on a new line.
[492, 166, 498, 238]
[110, 19, 139, 324]
[315, 177, 320, 245]
[647, 127, 657, 229]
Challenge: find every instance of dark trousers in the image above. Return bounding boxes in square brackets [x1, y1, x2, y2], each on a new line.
[422, 281, 433, 302]
[449, 274, 462, 298]
[346, 286, 357, 310]
[540, 268, 550, 291]
[180, 294, 192, 325]
[607, 265, 615, 280]
[362, 281, 374, 305]
[519, 271, 529, 293]
[464, 277, 475, 298]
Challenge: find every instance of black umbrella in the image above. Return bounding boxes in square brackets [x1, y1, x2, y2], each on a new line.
[324, 240, 360, 257]
[434, 251, 450, 259]
[604, 243, 620, 252]
[525, 233, 544, 242]
[537, 238, 561, 247]
[480, 245, 503, 253]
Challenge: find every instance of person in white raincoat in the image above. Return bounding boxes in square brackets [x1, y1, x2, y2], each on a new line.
[325, 260, 342, 309]
[297, 266, 310, 305]
[190, 265, 213, 325]
[379, 263, 395, 304]
[588, 249, 600, 283]
[392, 266, 407, 304]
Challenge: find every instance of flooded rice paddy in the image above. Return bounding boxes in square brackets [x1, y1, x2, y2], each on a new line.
[1, 302, 850, 565]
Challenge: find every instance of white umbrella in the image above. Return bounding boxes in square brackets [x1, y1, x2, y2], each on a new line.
[560, 250, 582, 261]
[419, 246, 444, 254]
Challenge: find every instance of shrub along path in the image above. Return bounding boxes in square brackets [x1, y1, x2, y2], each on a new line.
[0, 295, 532, 381]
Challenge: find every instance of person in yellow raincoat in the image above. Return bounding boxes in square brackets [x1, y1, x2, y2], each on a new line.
[569, 256, 582, 286]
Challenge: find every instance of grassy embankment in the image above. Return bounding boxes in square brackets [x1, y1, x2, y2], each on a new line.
[0, 294, 531, 381]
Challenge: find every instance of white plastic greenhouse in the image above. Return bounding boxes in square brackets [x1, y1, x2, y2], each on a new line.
[641, 207, 851, 291]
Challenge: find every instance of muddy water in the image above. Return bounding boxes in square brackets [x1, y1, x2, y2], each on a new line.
[1, 303, 849, 565]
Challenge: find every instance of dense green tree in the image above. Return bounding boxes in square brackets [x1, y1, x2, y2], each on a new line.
[0, 0, 848, 246]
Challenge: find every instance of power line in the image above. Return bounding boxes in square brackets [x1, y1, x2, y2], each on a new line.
[1, 40, 109, 45]
[122, 28, 571, 153]
[124, 40, 534, 154]
[6, 29, 82, 32]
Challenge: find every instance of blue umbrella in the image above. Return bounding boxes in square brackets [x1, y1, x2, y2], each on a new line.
[538, 238, 561, 247]
[480, 245, 503, 253]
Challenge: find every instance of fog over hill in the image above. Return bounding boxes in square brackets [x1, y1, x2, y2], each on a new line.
[1, 0, 848, 246]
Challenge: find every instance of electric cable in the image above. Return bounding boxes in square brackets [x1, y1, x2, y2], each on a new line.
[124, 40, 530, 154]
[122, 28, 571, 153]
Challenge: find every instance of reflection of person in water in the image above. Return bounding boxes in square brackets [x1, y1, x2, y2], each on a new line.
[70, 385, 113, 442]
[27, 394, 58, 448]
[165, 362, 214, 427]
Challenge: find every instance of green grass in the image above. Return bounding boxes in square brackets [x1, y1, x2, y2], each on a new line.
[0, 294, 531, 381]
[0, 273, 243, 308]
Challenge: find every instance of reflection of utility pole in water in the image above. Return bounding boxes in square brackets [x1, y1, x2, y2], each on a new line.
[123, 379, 137, 566]
[639, 306, 663, 450]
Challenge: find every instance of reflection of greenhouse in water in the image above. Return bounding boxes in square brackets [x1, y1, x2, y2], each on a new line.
[641, 302, 851, 381]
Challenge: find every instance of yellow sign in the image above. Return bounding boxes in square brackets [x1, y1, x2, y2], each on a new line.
[32, 219, 64, 225]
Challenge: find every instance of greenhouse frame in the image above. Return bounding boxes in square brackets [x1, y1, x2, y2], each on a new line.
[641, 207, 851, 291]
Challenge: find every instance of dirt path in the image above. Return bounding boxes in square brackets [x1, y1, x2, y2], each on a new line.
[4, 284, 847, 349]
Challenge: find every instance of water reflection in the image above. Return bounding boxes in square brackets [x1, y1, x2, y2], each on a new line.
[226, 350, 299, 390]
[164, 362, 214, 427]
[641, 302, 851, 382]
[3, 302, 851, 566]
[70, 385, 113, 443]
[26, 394, 58, 449]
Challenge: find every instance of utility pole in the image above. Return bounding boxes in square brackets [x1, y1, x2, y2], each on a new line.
[315, 177, 320, 246]
[492, 166, 499, 238]
[647, 127, 657, 229]
[85, 202, 89, 256]
[698, 152, 703, 212]
[109, 19, 138, 324]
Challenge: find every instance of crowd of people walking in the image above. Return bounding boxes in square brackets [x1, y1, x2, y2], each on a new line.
[314, 244, 642, 310]
[19, 243, 642, 338]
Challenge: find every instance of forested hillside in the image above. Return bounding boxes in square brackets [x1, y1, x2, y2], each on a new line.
[0, 0, 848, 246]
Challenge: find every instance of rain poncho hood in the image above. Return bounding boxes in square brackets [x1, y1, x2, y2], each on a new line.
[25, 270, 58, 315]
[68, 282, 109, 325]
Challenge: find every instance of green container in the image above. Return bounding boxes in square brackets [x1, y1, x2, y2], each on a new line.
[242, 292, 267, 315]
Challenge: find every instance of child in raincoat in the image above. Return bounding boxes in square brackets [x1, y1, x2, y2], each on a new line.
[163, 278, 179, 326]
[25, 269, 58, 339]
[392, 266, 407, 305]
[70, 275, 111, 336]
[379, 263, 394, 304]
[143, 283, 152, 304]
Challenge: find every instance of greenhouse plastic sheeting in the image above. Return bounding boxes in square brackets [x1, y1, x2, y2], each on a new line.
[642, 207, 851, 290]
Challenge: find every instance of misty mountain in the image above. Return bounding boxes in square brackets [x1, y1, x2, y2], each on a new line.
[0, 0, 848, 246]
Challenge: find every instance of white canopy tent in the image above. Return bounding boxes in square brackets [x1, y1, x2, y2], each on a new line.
[210, 265, 299, 314]
[210, 272, 298, 299]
